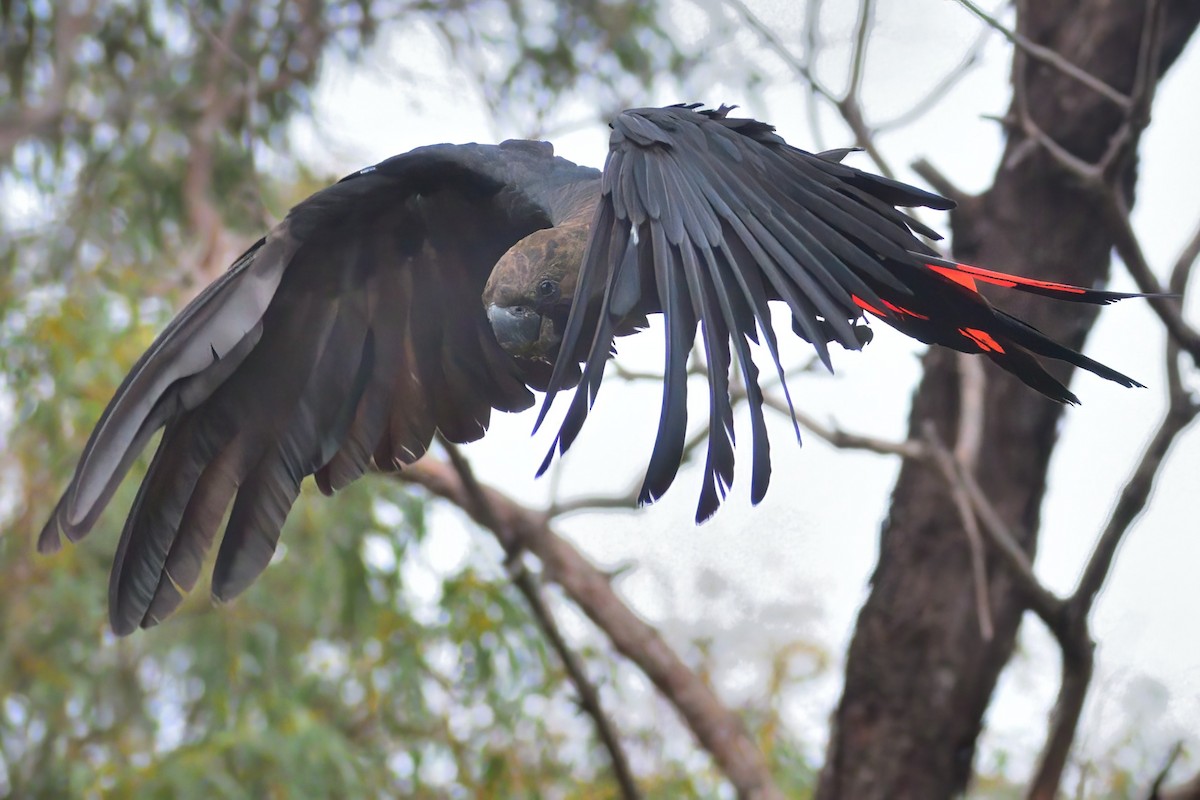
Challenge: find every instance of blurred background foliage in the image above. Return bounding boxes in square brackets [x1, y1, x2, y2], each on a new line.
[0, 0, 1178, 796]
[0, 0, 819, 796]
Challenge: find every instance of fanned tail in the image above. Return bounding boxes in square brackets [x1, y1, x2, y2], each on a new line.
[854, 257, 1146, 405]
[920, 254, 1151, 305]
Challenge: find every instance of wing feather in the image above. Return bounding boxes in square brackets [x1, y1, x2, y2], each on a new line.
[540, 104, 1139, 521]
[49, 141, 596, 633]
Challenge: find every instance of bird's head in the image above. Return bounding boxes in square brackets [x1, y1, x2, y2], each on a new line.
[483, 223, 589, 361]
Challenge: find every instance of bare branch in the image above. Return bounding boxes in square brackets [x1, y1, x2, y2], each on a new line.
[547, 426, 701, 518]
[1005, 0, 1200, 367]
[1169, 219, 1200, 295]
[1147, 742, 1187, 800]
[547, 405, 722, 519]
[1026, 624, 1095, 800]
[801, 0, 828, 151]
[921, 423, 1067, 634]
[394, 458, 784, 799]
[1069, 342, 1198, 617]
[1017, 10, 1198, 793]
[434, 439, 640, 798]
[548, 489, 640, 518]
[835, 0, 893, 177]
[523, 568, 639, 795]
[911, 158, 971, 207]
[514, 571, 641, 798]
[1109, 202, 1200, 362]
[844, 0, 875, 108]
[924, 427, 994, 641]
[1157, 770, 1200, 800]
[954, 353, 986, 470]
[725, 0, 838, 106]
[757, 390, 926, 458]
[953, 0, 1131, 109]
[877, 14, 996, 133]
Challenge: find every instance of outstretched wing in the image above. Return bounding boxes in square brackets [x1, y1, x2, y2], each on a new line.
[537, 104, 1139, 523]
[40, 140, 595, 635]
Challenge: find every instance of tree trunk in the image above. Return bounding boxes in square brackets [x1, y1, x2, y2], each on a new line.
[818, 2, 1200, 798]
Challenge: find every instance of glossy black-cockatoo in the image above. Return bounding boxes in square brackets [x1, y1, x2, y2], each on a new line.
[39, 104, 1143, 634]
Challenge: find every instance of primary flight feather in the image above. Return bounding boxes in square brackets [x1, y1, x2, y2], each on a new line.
[40, 104, 1144, 634]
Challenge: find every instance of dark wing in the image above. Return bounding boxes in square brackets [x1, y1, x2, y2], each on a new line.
[536, 103, 1140, 523]
[40, 141, 595, 635]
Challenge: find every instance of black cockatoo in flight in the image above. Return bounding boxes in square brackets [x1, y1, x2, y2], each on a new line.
[39, 104, 1144, 635]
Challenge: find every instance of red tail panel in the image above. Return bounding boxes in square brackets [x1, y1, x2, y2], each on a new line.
[958, 327, 1005, 353]
[852, 294, 931, 321]
[920, 255, 1143, 305]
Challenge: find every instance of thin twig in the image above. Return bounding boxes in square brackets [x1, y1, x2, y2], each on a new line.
[1026, 622, 1095, 800]
[844, 0, 875, 108]
[924, 426, 994, 641]
[1014, 6, 1198, 793]
[954, 353, 986, 471]
[1108, 202, 1200, 363]
[1147, 742, 1186, 800]
[801, 0, 828, 150]
[435, 437, 641, 800]
[953, 0, 1131, 109]
[725, 0, 839, 106]
[911, 158, 971, 208]
[757, 390, 926, 459]
[1068, 341, 1198, 617]
[1156, 770, 1200, 800]
[1169, 220, 1200, 295]
[546, 423, 714, 518]
[835, 0, 893, 178]
[394, 458, 784, 799]
[921, 423, 1067, 635]
[876, 11, 996, 132]
[513, 574, 640, 799]
[728, 0, 894, 175]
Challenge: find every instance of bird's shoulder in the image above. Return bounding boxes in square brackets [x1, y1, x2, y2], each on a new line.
[610, 104, 787, 152]
[279, 141, 598, 238]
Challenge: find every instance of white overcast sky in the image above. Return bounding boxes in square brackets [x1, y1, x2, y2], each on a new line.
[291, 0, 1200, 782]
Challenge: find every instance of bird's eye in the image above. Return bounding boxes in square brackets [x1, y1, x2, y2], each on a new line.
[537, 279, 558, 298]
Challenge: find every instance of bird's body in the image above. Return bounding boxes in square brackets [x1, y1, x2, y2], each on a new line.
[40, 104, 1144, 634]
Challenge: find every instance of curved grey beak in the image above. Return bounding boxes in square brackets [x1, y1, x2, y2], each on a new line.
[487, 304, 543, 354]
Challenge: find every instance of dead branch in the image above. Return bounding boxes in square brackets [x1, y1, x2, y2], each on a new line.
[953, 0, 1131, 109]
[725, 0, 838, 108]
[757, 389, 926, 458]
[1157, 770, 1200, 800]
[1108, 203, 1200, 362]
[924, 426, 995, 640]
[911, 158, 971, 209]
[393, 458, 784, 800]
[726, 0, 894, 176]
[987, 9, 1200, 786]
[547, 422, 713, 518]
[1000, 0, 1200, 365]
[435, 437, 641, 799]
[1022, 7, 1200, 778]
[801, 0, 828, 150]
[876, 13, 996, 133]
[1147, 742, 1187, 800]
